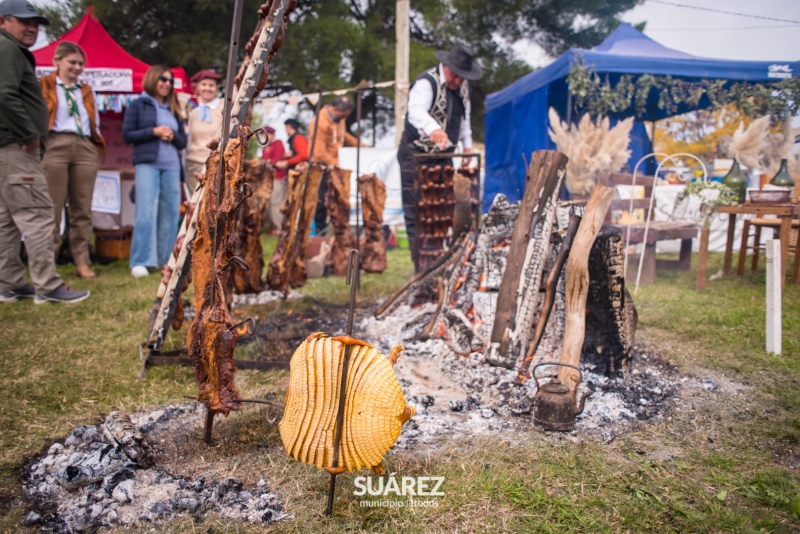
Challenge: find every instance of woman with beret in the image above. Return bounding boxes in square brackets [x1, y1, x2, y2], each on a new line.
[122, 66, 186, 278]
[40, 41, 106, 280]
[185, 69, 223, 193]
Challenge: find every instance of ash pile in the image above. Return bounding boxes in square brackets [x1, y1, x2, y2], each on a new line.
[23, 404, 289, 532]
[362, 156, 678, 439]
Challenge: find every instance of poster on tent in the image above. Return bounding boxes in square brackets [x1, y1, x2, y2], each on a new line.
[339, 147, 404, 227]
[91, 170, 121, 214]
[35, 67, 133, 93]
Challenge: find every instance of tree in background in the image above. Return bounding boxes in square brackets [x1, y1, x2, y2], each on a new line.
[655, 106, 751, 163]
[37, 0, 643, 140]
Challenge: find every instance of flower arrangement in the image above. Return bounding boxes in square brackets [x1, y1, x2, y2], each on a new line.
[674, 181, 738, 230]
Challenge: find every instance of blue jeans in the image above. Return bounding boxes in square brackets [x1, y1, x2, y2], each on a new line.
[130, 165, 180, 267]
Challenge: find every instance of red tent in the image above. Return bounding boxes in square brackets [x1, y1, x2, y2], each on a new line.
[33, 6, 190, 94]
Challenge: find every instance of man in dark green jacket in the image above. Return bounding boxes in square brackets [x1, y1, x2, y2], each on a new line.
[0, 0, 89, 304]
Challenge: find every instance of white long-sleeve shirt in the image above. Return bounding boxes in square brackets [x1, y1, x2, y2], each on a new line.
[406, 64, 472, 151]
[52, 76, 99, 135]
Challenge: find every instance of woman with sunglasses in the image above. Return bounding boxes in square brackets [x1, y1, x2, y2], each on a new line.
[122, 66, 187, 278]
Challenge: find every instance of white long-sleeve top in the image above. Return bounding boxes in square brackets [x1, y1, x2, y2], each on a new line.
[406, 64, 472, 151]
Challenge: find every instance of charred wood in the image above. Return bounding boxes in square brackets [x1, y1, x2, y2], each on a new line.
[486, 150, 568, 369]
[557, 185, 615, 391]
[584, 226, 638, 376]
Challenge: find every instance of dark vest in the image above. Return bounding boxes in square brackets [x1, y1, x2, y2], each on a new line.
[402, 66, 469, 153]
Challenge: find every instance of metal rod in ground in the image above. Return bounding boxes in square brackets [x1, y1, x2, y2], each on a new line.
[325, 249, 361, 516]
[204, 409, 215, 445]
[355, 91, 362, 252]
[209, 0, 246, 310]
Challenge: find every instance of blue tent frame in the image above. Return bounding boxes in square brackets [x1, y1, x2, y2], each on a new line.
[483, 23, 799, 211]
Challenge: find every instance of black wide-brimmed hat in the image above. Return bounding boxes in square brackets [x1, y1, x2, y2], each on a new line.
[434, 44, 482, 80]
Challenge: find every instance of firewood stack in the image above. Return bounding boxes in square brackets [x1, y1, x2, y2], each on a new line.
[418, 165, 455, 271]
[377, 150, 639, 382]
[233, 159, 274, 294]
[325, 167, 357, 276]
[358, 173, 387, 273]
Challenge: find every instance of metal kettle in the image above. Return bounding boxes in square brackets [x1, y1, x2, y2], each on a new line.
[532, 362, 592, 432]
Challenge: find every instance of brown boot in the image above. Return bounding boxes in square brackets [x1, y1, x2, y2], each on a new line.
[75, 264, 96, 280]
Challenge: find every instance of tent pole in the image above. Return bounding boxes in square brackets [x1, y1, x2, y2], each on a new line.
[651, 120, 657, 146]
[566, 90, 572, 124]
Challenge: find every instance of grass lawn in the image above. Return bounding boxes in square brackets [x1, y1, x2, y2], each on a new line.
[1, 238, 799, 533]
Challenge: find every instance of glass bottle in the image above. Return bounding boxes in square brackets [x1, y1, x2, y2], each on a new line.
[769, 158, 795, 188]
[722, 158, 747, 203]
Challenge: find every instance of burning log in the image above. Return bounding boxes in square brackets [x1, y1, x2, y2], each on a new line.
[358, 174, 387, 273]
[517, 212, 581, 380]
[187, 127, 252, 415]
[233, 159, 274, 294]
[325, 167, 357, 276]
[584, 225, 638, 375]
[557, 185, 615, 391]
[486, 150, 568, 369]
[266, 163, 325, 292]
[451, 171, 473, 243]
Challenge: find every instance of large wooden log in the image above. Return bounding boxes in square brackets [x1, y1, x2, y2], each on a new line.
[485, 150, 568, 368]
[557, 185, 615, 390]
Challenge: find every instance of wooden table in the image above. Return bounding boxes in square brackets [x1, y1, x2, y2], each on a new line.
[697, 202, 800, 290]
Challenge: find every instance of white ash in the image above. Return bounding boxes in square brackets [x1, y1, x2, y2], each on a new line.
[232, 289, 303, 307]
[360, 312, 681, 443]
[23, 403, 289, 532]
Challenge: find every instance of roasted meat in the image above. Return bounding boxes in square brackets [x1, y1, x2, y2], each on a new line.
[325, 166, 357, 276]
[266, 163, 325, 292]
[187, 126, 251, 415]
[233, 159, 274, 294]
[357, 174, 387, 273]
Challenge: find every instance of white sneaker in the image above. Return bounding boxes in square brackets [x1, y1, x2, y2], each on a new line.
[131, 266, 149, 278]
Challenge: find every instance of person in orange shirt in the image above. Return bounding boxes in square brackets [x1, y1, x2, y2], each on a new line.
[307, 95, 358, 234]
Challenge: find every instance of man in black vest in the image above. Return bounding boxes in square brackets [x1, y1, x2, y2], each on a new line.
[397, 44, 482, 273]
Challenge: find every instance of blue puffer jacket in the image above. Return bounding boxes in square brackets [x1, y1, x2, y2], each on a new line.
[122, 96, 187, 165]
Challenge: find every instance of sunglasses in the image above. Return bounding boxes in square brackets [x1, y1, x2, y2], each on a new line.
[158, 75, 174, 84]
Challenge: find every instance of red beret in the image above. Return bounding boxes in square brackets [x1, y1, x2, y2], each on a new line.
[264, 126, 276, 134]
[191, 69, 222, 83]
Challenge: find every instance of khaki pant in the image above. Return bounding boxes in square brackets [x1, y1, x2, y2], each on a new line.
[269, 178, 288, 230]
[0, 143, 63, 294]
[42, 133, 100, 266]
[185, 159, 204, 195]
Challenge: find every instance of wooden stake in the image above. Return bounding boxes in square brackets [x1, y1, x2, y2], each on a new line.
[766, 239, 782, 355]
[557, 185, 615, 390]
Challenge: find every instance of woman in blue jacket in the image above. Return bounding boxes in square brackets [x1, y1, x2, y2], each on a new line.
[123, 66, 187, 278]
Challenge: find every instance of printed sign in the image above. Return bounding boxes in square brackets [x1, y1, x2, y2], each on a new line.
[91, 170, 122, 214]
[768, 64, 792, 79]
[35, 67, 134, 92]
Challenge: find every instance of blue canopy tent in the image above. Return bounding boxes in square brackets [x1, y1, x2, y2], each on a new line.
[484, 23, 800, 211]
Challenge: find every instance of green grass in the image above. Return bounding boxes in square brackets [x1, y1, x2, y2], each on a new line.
[1, 241, 799, 533]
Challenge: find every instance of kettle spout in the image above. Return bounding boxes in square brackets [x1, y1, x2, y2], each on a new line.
[576, 389, 593, 416]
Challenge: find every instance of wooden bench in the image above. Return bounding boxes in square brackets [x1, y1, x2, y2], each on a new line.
[598, 172, 698, 284]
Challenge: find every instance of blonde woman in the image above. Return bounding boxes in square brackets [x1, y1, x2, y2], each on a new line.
[186, 69, 223, 192]
[40, 41, 106, 280]
[122, 66, 186, 278]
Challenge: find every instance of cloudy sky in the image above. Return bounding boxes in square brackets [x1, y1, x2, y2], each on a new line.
[514, 0, 800, 67]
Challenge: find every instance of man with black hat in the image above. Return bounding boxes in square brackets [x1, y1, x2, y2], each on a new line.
[0, 0, 90, 304]
[397, 43, 482, 273]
